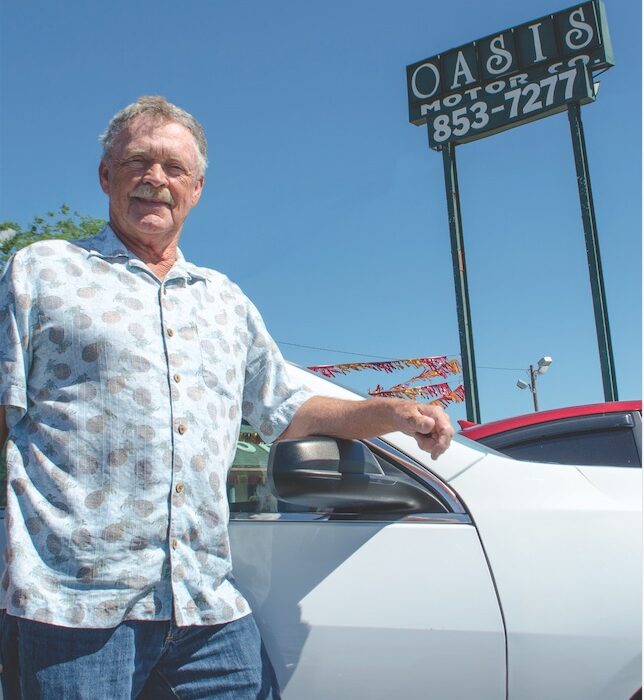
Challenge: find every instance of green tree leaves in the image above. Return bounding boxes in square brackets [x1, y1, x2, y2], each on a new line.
[0, 204, 106, 268]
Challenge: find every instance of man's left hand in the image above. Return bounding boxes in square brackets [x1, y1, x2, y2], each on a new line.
[404, 402, 454, 460]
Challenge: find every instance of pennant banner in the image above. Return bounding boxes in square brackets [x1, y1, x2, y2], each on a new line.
[308, 356, 460, 379]
[307, 356, 464, 408]
[431, 384, 466, 409]
[385, 360, 461, 390]
[370, 382, 452, 399]
[370, 383, 466, 408]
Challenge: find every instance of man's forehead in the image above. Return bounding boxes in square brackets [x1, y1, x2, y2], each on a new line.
[117, 115, 195, 148]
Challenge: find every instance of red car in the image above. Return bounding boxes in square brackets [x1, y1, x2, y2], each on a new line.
[458, 401, 642, 468]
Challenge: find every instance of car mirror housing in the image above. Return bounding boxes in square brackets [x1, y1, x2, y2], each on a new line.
[268, 437, 438, 513]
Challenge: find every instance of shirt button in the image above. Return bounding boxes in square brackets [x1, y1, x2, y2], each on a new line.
[167, 328, 174, 337]
[177, 423, 187, 435]
[175, 483, 184, 494]
[173, 373, 181, 383]
[171, 538, 179, 550]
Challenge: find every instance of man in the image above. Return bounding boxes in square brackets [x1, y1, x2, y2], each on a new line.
[0, 96, 453, 699]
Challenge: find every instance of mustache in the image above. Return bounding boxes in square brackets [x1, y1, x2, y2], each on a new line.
[130, 183, 174, 206]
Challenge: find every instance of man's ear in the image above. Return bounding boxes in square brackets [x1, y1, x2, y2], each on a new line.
[98, 160, 110, 194]
[191, 176, 205, 206]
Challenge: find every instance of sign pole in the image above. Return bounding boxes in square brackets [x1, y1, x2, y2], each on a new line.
[567, 101, 619, 401]
[441, 142, 481, 422]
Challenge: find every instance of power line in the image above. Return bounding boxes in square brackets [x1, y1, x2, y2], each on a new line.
[277, 340, 525, 372]
[478, 365, 526, 372]
[277, 341, 394, 360]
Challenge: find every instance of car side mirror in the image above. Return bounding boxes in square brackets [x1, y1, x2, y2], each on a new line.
[268, 437, 438, 513]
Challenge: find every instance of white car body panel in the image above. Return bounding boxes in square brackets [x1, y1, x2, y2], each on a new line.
[230, 519, 506, 699]
[450, 456, 642, 700]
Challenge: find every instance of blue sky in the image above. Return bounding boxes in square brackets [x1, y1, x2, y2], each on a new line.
[0, 0, 640, 423]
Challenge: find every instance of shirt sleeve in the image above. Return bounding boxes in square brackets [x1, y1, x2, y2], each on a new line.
[0, 253, 32, 418]
[241, 299, 313, 443]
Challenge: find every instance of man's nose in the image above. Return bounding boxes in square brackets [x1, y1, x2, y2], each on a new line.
[142, 162, 167, 187]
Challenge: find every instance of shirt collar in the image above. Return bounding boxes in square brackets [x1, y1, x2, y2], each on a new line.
[85, 225, 206, 283]
[170, 247, 207, 283]
[85, 225, 131, 260]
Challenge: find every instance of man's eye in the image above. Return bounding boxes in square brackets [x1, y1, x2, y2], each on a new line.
[125, 158, 146, 167]
[166, 164, 185, 175]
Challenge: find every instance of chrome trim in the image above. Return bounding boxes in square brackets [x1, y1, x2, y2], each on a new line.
[365, 438, 468, 515]
[230, 513, 328, 522]
[399, 513, 471, 524]
[230, 512, 472, 524]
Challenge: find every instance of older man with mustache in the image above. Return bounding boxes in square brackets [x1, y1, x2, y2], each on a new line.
[0, 96, 453, 699]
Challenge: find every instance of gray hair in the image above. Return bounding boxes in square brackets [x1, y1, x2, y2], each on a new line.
[99, 96, 208, 177]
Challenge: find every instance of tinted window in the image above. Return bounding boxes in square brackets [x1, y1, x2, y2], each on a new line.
[494, 426, 640, 467]
[228, 422, 281, 513]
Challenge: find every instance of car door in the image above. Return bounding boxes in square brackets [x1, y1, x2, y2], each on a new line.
[228, 430, 506, 699]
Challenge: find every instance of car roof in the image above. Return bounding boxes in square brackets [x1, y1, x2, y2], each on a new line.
[458, 400, 642, 440]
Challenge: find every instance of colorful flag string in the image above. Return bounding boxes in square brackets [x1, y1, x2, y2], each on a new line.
[308, 356, 459, 379]
[307, 356, 465, 408]
[370, 383, 466, 407]
[385, 359, 462, 390]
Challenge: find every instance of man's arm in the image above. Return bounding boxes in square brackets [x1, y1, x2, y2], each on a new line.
[280, 396, 454, 461]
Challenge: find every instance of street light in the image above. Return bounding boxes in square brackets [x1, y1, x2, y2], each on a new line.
[516, 356, 553, 412]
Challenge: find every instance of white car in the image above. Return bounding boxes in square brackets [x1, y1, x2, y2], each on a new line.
[228, 365, 642, 700]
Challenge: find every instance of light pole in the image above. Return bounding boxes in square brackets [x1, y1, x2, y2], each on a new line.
[516, 356, 553, 412]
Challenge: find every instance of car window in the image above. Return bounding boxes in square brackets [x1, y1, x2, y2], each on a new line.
[228, 423, 449, 516]
[499, 428, 640, 467]
[228, 422, 281, 513]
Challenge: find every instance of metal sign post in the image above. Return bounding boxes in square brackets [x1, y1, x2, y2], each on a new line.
[441, 143, 481, 423]
[567, 101, 618, 400]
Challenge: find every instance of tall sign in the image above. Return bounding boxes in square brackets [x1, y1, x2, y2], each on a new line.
[407, 1, 617, 421]
[407, 1, 613, 138]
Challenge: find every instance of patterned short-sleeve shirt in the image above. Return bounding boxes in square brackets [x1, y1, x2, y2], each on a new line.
[0, 226, 312, 628]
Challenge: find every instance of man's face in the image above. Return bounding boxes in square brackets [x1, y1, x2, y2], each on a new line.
[99, 115, 204, 245]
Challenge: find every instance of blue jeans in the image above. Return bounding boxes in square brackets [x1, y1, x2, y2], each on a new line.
[1, 612, 280, 699]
